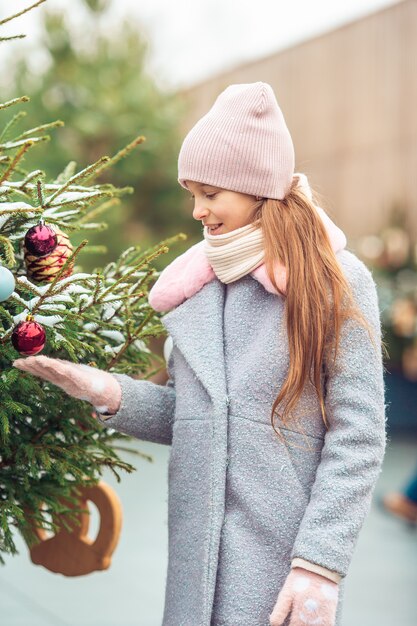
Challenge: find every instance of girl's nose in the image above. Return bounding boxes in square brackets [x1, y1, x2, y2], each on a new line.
[192, 203, 209, 221]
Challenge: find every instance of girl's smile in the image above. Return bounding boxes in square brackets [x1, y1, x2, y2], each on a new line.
[185, 180, 260, 235]
[205, 223, 223, 234]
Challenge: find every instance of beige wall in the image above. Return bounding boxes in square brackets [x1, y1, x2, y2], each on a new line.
[177, 0, 417, 242]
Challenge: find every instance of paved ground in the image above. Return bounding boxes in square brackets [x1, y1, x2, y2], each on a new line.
[1, 433, 416, 626]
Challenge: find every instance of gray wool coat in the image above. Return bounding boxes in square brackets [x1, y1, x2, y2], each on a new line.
[99, 249, 386, 626]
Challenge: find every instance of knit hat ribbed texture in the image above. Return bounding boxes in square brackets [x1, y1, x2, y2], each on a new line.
[178, 82, 295, 200]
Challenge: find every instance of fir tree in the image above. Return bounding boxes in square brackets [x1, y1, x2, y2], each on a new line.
[0, 1, 184, 562]
[0, 0, 192, 269]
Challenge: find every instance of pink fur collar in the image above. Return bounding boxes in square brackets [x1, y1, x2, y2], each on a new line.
[149, 206, 347, 313]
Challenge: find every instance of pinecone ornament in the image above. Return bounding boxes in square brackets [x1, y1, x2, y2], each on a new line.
[24, 227, 74, 283]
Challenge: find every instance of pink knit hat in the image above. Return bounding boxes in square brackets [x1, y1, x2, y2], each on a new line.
[178, 82, 295, 200]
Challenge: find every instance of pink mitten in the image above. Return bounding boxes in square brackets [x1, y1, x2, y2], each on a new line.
[13, 355, 121, 416]
[269, 567, 339, 626]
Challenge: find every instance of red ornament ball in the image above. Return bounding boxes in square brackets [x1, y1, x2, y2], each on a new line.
[24, 224, 58, 257]
[11, 319, 46, 356]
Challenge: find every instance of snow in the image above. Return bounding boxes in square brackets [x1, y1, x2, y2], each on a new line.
[134, 339, 150, 353]
[104, 344, 124, 355]
[57, 191, 104, 202]
[102, 305, 116, 321]
[0, 202, 37, 229]
[12, 311, 65, 327]
[98, 330, 125, 344]
[42, 208, 81, 219]
[84, 322, 100, 332]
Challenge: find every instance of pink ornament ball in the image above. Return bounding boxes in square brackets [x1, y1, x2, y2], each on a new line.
[24, 224, 58, 257]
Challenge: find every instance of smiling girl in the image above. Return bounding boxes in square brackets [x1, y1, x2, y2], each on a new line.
[14, 82, 386, 626]
[187, 181, 260, 235]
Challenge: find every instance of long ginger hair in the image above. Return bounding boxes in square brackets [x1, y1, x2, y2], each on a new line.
[251, 175, 382, 443]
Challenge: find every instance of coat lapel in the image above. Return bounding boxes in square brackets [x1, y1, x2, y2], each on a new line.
[161, 279, 228, 405]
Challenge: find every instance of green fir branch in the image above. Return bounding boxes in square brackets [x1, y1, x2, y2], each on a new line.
[0, 110, 27, 143]
[0, 0, 47, 26]
[44, 156, 111, 206]
[76, 196, 120, 224]
[0, 235, 16, 266]
[0, 136, 49, 150]
[15, 119, 64, 141]
[0, 141, 34, 183]
[48, 191, 113, 209]
[0, 96, 30, 111]
[0, 34, 26, 43]
[54, 161, 77, 185]
[84, 135, 146, 182]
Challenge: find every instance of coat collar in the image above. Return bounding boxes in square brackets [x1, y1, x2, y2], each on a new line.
[148, 207, 347, 315]
[153, 206, 347, 402]
[161, 279, 228, 404]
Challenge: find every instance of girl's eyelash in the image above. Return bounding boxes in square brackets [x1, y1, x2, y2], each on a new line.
[188, 192, 217, 200]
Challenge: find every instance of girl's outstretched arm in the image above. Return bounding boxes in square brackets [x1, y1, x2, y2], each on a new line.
[96, 356, 176, 445]
[13, 351, 176, 446]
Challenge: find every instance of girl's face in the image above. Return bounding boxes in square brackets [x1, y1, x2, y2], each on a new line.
[185, 180, 260, 236]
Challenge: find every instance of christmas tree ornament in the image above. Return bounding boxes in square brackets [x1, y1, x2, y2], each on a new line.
[0, 265, 16, 301]
[11, 314, 46, 355]
[24, 220, 58, 257]
[28, 481, 122, 576]
[24, 226, 74, 283]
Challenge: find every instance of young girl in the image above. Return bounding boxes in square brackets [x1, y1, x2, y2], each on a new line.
[14, 82, 386, 626]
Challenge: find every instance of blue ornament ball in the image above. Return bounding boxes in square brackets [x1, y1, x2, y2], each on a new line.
[0, 266, 16, 302]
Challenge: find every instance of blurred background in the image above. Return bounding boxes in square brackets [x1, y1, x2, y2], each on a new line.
[0, 0, 416, 624]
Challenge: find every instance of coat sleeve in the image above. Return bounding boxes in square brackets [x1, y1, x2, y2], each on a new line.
[290, 256, 387, 578]
[96, 340, 176, 445]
